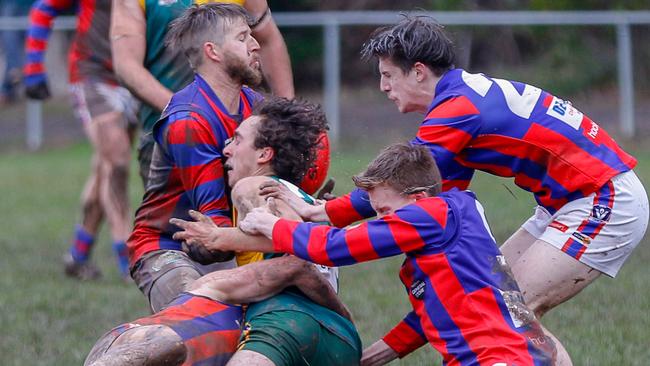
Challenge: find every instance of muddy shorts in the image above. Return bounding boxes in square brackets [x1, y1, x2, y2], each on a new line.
[238, 310, 360, 366]
[131, 250, 236, 313]
[69, 81, 138, 127]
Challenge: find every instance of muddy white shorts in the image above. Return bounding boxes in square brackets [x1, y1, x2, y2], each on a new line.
[69, 80, 139, 127]
[522, 170, 648, 277]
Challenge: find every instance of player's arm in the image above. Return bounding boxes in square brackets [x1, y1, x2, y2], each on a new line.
[161, 112, 232, 228]
[23, 0, 74, 99]
[259, 180, 375, 227]
[377, 311, 428, 360]
[244, 0, 294, 98]
[111, 0, 173, 111]
[189, 255, 350, 320]
[413, 96, 481, 191]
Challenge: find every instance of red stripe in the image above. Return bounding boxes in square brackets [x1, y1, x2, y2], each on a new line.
[272, 219, 300, 253]
[401, 258, 457, 364]
[168, 116, 218, 146]
[23, 63, 45, 74]
[344, 223, 380, 262]
[26, 38, 47, 51]
[183, 329, 240, 365]
[306, 225, 335, 267]
[325, 195, 365, 228]
[382, 319, 426, 358]
[77, 0, 95, 34]
[418, 198, 448, 229]
[416, 254, 535, 365]
[417, 124, 474, 154]
[30, 8, 54, 27]
[198, 89, 240, 138]
[442, 179, 471, 192]
[385, 216, 427, 254]
[425, 96, 479, 120]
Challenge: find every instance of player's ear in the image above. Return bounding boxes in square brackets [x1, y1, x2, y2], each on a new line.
[413, 62, 428, 82]
[409, 191, 428, 200]
[258, 147, 274, 164]
[204, 41, 222, 63]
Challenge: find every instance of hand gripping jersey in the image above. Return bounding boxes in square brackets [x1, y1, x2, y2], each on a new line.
[98, 293, 243, 366]
[127, 74, 260, 266]
[24, 0, 116, 85]
[274, 190, 555, 365]
[325, 69, 637, 226]
[139, 0, 245, 132]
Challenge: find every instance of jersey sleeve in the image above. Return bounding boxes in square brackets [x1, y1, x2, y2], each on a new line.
[412, 95, 480, 191]
[324, 188, 376, 228]
[382, 311, 428, 358]
[159, 111, 232, 227]
[24, 0, 75, 85]
[272, 200, 448, 267]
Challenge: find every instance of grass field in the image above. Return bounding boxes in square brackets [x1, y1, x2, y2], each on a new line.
[1, 142, 649, 365]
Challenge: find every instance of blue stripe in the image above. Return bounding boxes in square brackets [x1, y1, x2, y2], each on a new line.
[187, 178, 227, 208]
[158, 237, 182, 251]
[597, 181, 613, 206]
[28, 25, 51, 40]
[564, 239, 584, 259]
[26, 51, 45, 63]
[168, 143, 221, 168]
[348, 189, 376, 219]
[193, 353, 235, 366]
[411, 137, 475, 183]
[36, 2, 63, 16]
[291, 223, 317, 263]
[410, 258, 478, 365]
[170, 305, 243, 340]
[367, 219, 404, 259]
[403, 311, 426, 340]
[326, 227, 355, 266]
[394, 204, 446, 252]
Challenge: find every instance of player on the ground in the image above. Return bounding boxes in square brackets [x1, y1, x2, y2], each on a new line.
[174, 143, 558, 366]
[24, 0, 138, 280]
[111, 0, 296, 186]
[84, 254, 351, 366]
[261, 16, 649, 365]
[172, 98, 361, 366]
[127, 3, 263, 312]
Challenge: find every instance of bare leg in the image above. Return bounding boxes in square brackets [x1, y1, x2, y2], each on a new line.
[93, 111, 132, 242]
[85, 325, 186, 366]
[226, 350, 274, 366]
[504, 230, 602, 366]
[79, 153, 105, 235]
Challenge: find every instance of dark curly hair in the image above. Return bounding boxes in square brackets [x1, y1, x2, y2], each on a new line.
[253, 98, 328, 184]
[361, 15, 455, 76]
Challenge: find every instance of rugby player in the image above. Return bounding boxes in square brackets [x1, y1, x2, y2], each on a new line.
[111, 0, 292, 186]
[175, 143, 558, 365]
[171, 98, 361, 365]
[84, 255, 350, 366]
[261, 16, 649, 365]
[24, 0, 138, 280]
[126, 3, 262, 312]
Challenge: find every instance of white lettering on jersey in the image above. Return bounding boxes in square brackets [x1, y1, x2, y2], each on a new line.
[588, 121, 599, 139]
[462, 71, 541, 119]
[493, 78, 541, 119]
[462, 70, 492, 97]
[545, 96, 584, 130]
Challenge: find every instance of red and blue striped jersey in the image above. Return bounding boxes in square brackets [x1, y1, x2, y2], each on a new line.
[128, 74, 260, 265]
[325, 69, 637, 226]
[275, 190, 555, 365]
[24, 0, 116, 85]
[111, 293, 243, 365]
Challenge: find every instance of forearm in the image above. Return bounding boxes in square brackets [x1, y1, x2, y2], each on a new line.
[208, 227, 275, 253]
[361, 340, 399, 366]
[111, 0, 172, 112]
[112, 39, 172, 112]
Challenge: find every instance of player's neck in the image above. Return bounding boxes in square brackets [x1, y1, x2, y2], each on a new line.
[198, 68, 242, 115]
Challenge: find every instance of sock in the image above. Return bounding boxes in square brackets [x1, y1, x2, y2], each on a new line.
[69, 225, 95, 263]
[112, 241, 130, 277]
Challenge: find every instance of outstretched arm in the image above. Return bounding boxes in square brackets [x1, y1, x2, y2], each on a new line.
[111, 0, 173, 112]
[188, 255, 350, 320]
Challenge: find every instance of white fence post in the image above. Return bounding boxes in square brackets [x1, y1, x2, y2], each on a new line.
[616, 23, 635, 138]
[323, 19, 341, 147]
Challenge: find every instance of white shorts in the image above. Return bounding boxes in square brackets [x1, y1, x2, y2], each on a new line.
[69, 81, 139, 127]
[522, 170, 648, 277]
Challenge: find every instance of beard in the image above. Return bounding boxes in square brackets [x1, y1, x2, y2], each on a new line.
[224, 51, 263, 87]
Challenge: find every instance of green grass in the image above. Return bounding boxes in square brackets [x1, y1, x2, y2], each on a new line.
[1, 143, 649, 365]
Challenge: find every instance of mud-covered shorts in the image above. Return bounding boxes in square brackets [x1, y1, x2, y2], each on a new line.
[238, 310, 361, 366]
